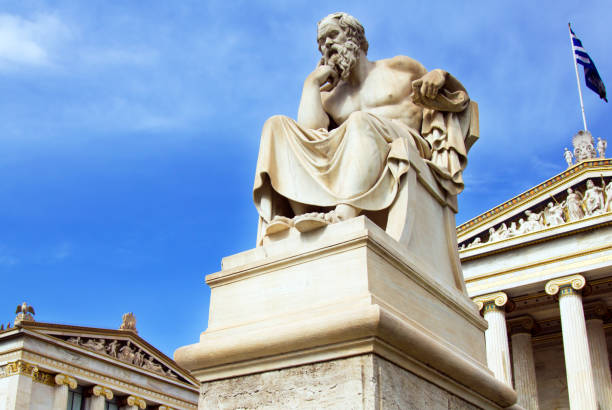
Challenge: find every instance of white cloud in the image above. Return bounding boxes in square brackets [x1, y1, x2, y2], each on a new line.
[0, 13, 70, 70]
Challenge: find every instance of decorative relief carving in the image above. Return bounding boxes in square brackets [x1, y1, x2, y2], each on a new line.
[63, 335, 179, 379]
[473, 292, 508, 311]
[545, 274, 586, 296]
[55, 373, 78, 389]
[459, 178, 612, 250]
[3, 360, 54, 385]
[573, 130, 597, 162]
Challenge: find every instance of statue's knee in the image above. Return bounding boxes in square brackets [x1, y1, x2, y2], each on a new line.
[346, 111, 373, 130]
[263, 115, 289, 131]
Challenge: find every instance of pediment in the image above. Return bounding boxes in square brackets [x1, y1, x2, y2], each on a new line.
[457, 159, 612, 254]
[16, 321, 197, 386]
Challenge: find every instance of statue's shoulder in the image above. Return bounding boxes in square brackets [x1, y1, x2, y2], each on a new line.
[378, 55, 427, 77]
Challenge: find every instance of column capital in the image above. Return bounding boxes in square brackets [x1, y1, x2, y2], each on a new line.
[54, 373, 77, 389]
[88, 385, 113, 400]
[507, 315, 538, 335]
[473, 292, 509, 311]
[545, 274, 586, 296]
[124, 395, 147, 409]
[158, 406, 175, 410]
[583, 301, 609, 321]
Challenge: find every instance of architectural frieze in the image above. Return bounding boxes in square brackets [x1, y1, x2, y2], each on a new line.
[460, 176, 612, 250]
[62, 334, 179, 379]
[457, 159, 612, 237]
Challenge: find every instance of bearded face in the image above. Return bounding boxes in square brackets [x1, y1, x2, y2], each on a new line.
[318, 20, 361, 82]
[323, 40, 360, 81]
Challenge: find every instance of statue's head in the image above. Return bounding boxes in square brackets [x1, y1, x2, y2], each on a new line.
[586, 179, 594, 188]
[318, 13, 368, 55]
[317, 12, 369, 80]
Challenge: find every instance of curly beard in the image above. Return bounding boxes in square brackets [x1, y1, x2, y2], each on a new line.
[324, 40, 360, 81]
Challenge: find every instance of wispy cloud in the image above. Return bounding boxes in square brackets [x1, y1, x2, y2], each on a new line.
[0, 13, 70, 70]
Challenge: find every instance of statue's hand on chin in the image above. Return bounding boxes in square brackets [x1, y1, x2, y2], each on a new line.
[307, 63, 339, 92]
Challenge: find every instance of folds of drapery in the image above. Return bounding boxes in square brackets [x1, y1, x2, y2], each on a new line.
[253, 112, 429, 223]
[253, 80, 476, 225]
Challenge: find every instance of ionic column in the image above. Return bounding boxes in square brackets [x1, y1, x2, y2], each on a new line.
[87, 385, 114, 410]
[545, 274, 597, 410]
[508, 316, 539, 410]
[473, 292, 513, 386]
[584, 302, 612, 410]
[53, 374, 77, 410]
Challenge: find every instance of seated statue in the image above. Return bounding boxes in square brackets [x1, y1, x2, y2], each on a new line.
[254, 12, 478, 244]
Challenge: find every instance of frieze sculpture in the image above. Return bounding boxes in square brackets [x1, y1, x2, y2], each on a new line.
[460, 179, 612, 249]
[254, 12, 476, 241]
[583, 179, 605, 216]
[65, 336, 178, 379]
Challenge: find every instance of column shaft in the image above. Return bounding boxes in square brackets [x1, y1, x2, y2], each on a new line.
[586, 318, 612, 410]
[558, 289, 597, 409]
[89, 395, 106, 410]
[53, 384, 69, 410]
[483, 306, 512, 386]
[511, 332, 539, 409]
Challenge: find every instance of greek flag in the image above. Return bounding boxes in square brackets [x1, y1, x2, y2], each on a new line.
[570, 26, 607, 102]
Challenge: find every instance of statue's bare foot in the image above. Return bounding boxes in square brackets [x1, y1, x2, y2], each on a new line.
[294, 212, 328, 233]
[265, 216, 293, 236]
[334, 204, 360, 220]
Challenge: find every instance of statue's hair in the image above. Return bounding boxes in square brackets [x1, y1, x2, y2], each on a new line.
[318, 12, 369, 55]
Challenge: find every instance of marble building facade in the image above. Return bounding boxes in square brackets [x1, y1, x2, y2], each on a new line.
[458, 133, 612, 410]
[0, 309, 198, 410]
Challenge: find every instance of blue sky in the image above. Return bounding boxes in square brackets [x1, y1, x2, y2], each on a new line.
[2, 1, 610, 357]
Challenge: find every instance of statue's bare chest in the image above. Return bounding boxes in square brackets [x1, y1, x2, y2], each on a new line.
[323, 67, 415, 126]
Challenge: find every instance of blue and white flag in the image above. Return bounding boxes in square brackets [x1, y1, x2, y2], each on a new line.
[570, 26, 607, 102]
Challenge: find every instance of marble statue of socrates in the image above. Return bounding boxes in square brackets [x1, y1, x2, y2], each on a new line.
[254, 12, 476, 242]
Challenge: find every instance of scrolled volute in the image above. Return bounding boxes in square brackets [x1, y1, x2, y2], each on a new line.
[473, 292, 509, 311]
[545, 274, 586, 296]
[54, 373, 77, 389]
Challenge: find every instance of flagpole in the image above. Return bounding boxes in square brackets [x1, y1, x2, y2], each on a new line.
[569, 23, 588, 131]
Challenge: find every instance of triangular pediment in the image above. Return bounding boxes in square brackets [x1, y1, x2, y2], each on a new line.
[457, 159, 612, 255]
[15, 321, 198, 387]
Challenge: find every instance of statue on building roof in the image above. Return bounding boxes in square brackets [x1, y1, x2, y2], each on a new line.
[564, 147, 573, 168]
[597, 137, 607, 158]
[119, 312, 137, 333]
[14, 302, 35, 324]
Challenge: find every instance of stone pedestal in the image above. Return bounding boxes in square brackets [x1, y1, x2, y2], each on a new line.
[176, 217, 516, 409]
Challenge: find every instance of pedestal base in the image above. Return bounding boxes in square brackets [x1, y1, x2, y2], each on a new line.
[199, 354, 480, 410]
[175, 217, 516, 409]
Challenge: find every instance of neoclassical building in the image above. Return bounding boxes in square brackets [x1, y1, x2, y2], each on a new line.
[0, 307, 198, 410]
[458, 131, 612, 409]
